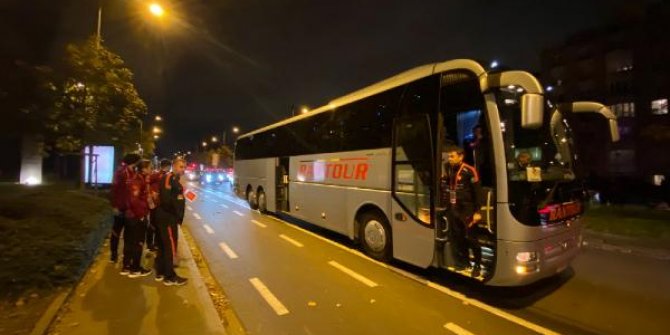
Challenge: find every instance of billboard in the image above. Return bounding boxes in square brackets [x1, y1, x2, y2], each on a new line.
[84, 145, 115, 184]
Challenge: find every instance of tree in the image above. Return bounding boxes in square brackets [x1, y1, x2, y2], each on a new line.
[42, 36, 148, 153]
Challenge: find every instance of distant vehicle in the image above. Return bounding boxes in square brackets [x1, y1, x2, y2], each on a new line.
[234, 59, 619, 286]
[200, 168, 229, 185]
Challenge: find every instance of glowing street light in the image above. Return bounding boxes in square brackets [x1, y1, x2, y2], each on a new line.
[155, 115, 162, 121]
[232, 126, 240, 134]
[148, 3, 165, 17]
[152, 126, 162, 134]
[301, 106, 309, 114]
[211, 136, 218, 142]
[153, 135, 159, 140]
[202, 141, 208, 147]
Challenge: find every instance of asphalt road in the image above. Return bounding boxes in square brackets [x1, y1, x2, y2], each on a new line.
[184, 182, 670, 335]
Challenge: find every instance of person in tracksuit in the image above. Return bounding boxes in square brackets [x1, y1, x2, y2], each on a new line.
[110, 153, 141, 263]
[121, 159, 153, 278]
[442, 146, 484, 277]
[147, 159, 172, 252]
[154, 158, 188, 286]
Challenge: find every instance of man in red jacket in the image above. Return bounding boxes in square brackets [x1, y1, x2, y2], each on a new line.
[109, 153, 141, 263]
[122, 159, 153, 277]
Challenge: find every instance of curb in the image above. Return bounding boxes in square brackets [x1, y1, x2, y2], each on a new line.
[177, 225, 228, 334]
[583, 230, 670, 261]
[29, 214, 112, 335]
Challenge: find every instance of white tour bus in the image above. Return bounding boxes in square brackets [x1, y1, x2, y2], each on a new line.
[233, 59, 618, 286]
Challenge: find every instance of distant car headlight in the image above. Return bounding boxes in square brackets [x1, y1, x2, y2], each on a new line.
[205, 174, 213, 183]
[187, 172, 196, 180]
[217, 174, 225, 181]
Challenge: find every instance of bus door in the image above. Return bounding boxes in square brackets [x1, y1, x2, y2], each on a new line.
[276, 157, 290, 212]
[390, 114, 436, 268]
[437, 72, 497, 278]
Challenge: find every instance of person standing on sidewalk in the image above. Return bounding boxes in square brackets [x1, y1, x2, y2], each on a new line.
[110, 153, 141, 263]
[147, 159, 172, 252]
[121, 159, 153, 278]
[154, 158, 188, 286]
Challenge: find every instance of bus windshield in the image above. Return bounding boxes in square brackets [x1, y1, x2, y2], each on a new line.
[495, 86, 583, 226]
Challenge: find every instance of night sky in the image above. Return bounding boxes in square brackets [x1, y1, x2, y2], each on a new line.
[3, 0, 654, 154]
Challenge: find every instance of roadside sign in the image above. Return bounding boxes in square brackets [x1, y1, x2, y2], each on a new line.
[184, 189, 198, 202]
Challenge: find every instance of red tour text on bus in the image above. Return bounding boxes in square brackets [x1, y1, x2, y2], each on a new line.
[298, 158, 369, 181]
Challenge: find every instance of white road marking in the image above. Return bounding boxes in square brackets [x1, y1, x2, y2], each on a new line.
[266, 216, 559, 335]
[428, 282, 561, 335]
[220, 204, 229, 209]
[233, 210, 244, 217]
[251, 219, 267, 228]
[279, 234, 304, 247]
[444, 322, 476, 335]
[249, 278, 289, 316]
[186, 205, 193, 211]
[218, 242, 238, 259]
[203, 224, 214, 234]
[193, 213, 202, 220]
[328, 261, 378, 288]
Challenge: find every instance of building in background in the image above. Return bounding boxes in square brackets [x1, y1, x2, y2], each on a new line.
[541, 1, 670, 188]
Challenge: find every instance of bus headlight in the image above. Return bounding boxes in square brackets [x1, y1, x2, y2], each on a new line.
[217, 174, 225, 181]
[515, 264, 539, 274]
[515, 251, 538, 263]
[205, 174, 212, 183]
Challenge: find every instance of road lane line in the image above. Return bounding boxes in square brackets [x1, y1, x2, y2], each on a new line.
[187, 205, 193, 211]
[251, 219, 267, 228]
[193, 213, 202, 220]
[203, 224, 214, 234]
[220, 204, 229, 209]
[427, 282, 561, 335]
[233, 210, 244, 217]
[444, 323, 476, 335]
[249, 278, 289, 316]
[218, 242, 238, 259]
[279, 234, 304, 248]
[266, 216, 559, 334]
[328, 261, 378, 288]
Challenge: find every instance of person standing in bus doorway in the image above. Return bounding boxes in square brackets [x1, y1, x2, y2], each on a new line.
[444, 146, 484, 277]
[122, 159, 153, 277]
[110, 153, 141, 263]
[154, 158, 188, 286]
[147, 159, 172, 252]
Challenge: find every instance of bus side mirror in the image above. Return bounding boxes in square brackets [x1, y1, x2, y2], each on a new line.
[568, 102, 620, 143]
[521, 93, 544, 129]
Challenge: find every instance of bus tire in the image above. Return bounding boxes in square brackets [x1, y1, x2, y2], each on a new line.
[257, 189, 267, 213]
[359, 211, 392, 262]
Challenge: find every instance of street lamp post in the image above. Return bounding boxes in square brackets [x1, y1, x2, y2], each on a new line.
[95, 2, 166, 48]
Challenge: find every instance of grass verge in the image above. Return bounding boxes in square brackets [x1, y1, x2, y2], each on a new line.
[583, 205, 670, 241]
[0, 184, 111, 335]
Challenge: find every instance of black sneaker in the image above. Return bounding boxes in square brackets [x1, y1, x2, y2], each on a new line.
[155, 275, 164, 282]
[128, 267, 153, 278]
[110, 255, 118, 263]
[163, 275, 188, 286]
[120, 267, 131, 276]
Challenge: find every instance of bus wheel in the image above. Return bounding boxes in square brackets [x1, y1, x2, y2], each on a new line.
[257, 190, 267, 213]
[359, 211, 392, 262]
[247, 189, 258, 210]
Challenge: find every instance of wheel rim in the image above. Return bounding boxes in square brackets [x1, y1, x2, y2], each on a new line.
[363, 219, 386, 252]
[259, 193, 266, 211]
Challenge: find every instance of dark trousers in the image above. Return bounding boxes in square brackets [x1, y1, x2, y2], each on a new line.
[155, 222, 178, 279]
[110, 213, 125, 260]
[123, 217, 147, 271]
[449, 213, 482, 269]
[146, 209, 158, 249]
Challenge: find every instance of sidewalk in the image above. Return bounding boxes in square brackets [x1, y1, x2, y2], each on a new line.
[47, 227, 226, 335]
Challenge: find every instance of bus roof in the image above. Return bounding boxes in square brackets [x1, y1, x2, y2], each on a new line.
[238, 59, 487, 139]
